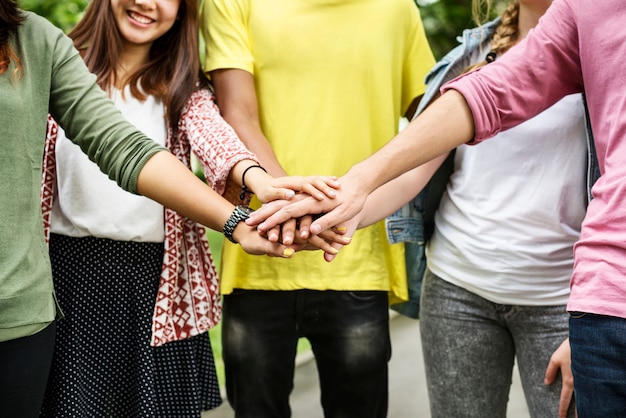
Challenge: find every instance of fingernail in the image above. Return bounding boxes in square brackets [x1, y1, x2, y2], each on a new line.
[327, 247, 339, 254]
[286, 190, 295, 198]
[311, 224, 321, 234]
[283, 248, 295, 257]
[343, 237, 352, 243]
[337, 227, 347, 232]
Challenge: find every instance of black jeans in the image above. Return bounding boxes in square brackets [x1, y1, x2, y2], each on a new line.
[0, 321, 56, 418]
[222, 289, 391, 418]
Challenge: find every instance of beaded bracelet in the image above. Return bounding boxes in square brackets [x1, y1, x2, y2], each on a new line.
[240, 164, 267, 200]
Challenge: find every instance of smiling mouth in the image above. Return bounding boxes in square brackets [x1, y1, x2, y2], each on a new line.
[127, 10, 154, 25]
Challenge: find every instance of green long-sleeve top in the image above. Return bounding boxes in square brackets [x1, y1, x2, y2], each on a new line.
[0, 12, 166, 341]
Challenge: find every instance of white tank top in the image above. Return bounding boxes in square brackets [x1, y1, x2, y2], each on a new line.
[426, 94, 587, 305]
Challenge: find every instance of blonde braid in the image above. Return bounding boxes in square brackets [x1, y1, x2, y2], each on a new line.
[466, 1, 520, 72]
[489, 2, 520, 56]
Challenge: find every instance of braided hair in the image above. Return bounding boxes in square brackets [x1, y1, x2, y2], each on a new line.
[466, 1, 520, 72]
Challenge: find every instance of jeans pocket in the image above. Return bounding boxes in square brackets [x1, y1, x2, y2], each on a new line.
[347, 290, 385, 301]
[569, 311, 587, 319]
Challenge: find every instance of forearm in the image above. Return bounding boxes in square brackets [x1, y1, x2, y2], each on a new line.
[228, 122, 285, 177]
[344, 91, 473, 196]
[229, 160, 272, 197]
[211, 68, 287, 177]
[247, 91, 475, 234]
[137, 151, 233, 232]
[357, 154, 448, 228]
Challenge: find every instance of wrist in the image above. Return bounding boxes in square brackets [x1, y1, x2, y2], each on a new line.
[240, 165, 267, 200]
[231, 222, 249, 245]
[345, 164, 377, 194]
[223, 205, 254, 243]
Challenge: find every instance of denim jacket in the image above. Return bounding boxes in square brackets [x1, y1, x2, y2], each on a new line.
[387, 19, 600, 318]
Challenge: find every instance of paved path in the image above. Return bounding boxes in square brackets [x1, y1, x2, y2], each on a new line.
[203, 314, 530, 417]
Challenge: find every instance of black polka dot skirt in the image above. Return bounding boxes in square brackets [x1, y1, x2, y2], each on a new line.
[40, 233, 222, 417]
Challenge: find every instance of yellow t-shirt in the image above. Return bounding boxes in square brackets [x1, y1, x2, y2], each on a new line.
[201, 0, 435, 302]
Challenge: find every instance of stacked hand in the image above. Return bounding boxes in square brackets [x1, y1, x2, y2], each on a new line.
[244, 172, 370, 261]
[237, 174, 356, 259]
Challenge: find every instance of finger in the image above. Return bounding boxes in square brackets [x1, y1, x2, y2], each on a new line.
[275, 246, 296, 258]
[260, 188, 297, 203]
[309, 205, 351, 235]
[558, 389, 574, 418]
[272, 175, 339, 191]
[281, 218, 297, 245]
[254, 197, 338, 232]
[308, 177, 341, 199]
[298, 215, 313, 239]
[323, 239, 348, 262]
[267, 225, 281, 243]
[543, 359, 558, 385]
[300, 184, 326, 200]
[251, 239, 295, 258]
[318, 229, 352, 246]
[238, 227, 296, 258]
[558, 369, 575, 418]
[246, 200, 291, 227]
[305, 234, 341, 255]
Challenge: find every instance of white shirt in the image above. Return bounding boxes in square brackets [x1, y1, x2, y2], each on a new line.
[426, 94, 587, 305]
[50, 88, 167, 242]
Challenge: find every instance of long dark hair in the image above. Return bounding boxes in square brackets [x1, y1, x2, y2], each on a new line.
[0, 0, 25, 76]
[69, 0, 209, 131]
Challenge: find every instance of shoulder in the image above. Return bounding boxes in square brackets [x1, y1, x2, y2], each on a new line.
[17, 11, 77, 60]
[19, 11, 64, 39]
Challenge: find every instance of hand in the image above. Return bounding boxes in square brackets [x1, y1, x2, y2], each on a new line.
[252, 175, 341, 203]
[291, 222, 352, 257]
[544, 338, 576, 418]
[251, 196, 354, 261]
[321, 218, 357, 262]
[260, 210, 351, 256]
[232, 222, 301, 258]
[257, 196, 307, 245]
[247, 175, 368, 235]
[293, 210, 357, 262]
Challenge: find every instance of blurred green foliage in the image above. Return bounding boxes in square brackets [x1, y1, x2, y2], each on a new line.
[24, 0, 509, 58]
[418, 0, 509, 58]
[20, 0, 89, 32]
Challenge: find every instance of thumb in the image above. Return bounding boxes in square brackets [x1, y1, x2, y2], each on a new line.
[257, 188, 295, 203]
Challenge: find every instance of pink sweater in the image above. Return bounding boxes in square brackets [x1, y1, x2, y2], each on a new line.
[444, 0, 626, 318]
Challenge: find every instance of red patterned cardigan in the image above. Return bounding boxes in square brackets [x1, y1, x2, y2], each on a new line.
[41, 88, 257, 346]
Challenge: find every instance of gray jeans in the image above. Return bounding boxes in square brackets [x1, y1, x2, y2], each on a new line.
[419, 268, 575, 418]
